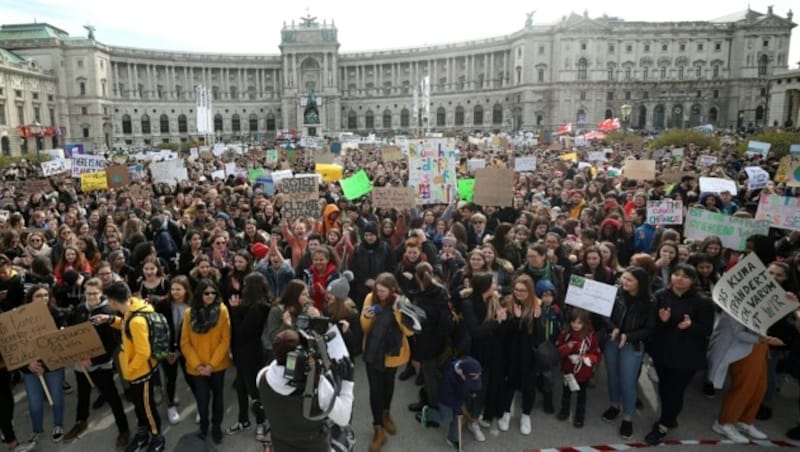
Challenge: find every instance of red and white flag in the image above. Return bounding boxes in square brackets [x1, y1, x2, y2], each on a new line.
[555, 123, 573, 135]
[597, 118, 621, 132]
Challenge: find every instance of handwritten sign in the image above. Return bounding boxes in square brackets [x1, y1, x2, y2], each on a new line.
[661, 166, 681, 184]
[744, 166, 770, 190]
[755, 193, 800, 231]
[70, 155, 106, 178]
[408, 147, 458, 205]
[473, 168, 514, 207]
[647, 200, 683, 225]
[41, 159, 67, 176]
[150, 160, 188, 186]
[699, 177, 737, 195]
[36, 323, 105, 371]
[746, 140, 771, 158]
[623, 159, 656, 181]
[340, 169, 373, 201]
[784, 156, 800, 187]
[0, 301, 57, 370]
[281, 176, 319, 220]
[684, 208, 770, 250]
[105, 165, 130, 189]
[565, 275, 618, 317]
[587, 151, 606, 162]
[266, 149, 279, 164]
[790, 144, 800, 154]
[371, 187, 416, 211]
[713, 253, 796, 335]
[381, 146, 405, 163]
[80, 171, 109, 192]
[698, 155, 718, 167]
[467, 158, 486, 172]
[514, 156, 536, 172]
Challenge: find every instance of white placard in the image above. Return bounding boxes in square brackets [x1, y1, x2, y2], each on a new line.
[467, 159, 486, 172]
[699, 177, 738, 195]
[224, 162, 236, 177]
[587, 151, 606, 161]
[713, 253, 796, 335]
[565, 275, 618, 317]
[271, 169, 294, 184]
[698, 155, 718, 166]
[211, 170, 226, 181]
[212, 143, 226, 156]
[578, 162, 592, 170]
[150, 160, 187, 186]
[744, 166, 770, 190]
[41, 159, 67, 177]
[646, 200, 683, 225]
[515, 156, 537, 172]
[70, 155, 106, 178]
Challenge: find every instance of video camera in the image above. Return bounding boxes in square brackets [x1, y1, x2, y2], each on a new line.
[284, 315, 336, 386]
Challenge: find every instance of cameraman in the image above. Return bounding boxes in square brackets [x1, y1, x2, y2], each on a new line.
[258, 328, 354, 452]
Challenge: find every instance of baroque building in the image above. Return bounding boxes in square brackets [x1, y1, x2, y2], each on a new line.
[0, 7, 795, 154]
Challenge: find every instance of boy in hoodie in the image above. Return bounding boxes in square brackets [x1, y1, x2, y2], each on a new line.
[63, 278, 130, 449]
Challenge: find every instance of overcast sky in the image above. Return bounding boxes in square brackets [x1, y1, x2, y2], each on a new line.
[1, 0, 798, 68]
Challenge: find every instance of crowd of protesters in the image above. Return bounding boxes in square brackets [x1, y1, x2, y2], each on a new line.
[0, 129, 799, 452]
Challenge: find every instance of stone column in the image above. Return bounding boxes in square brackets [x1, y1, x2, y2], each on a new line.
[113, 63, 120, 97]
[292, 54, 298, 88]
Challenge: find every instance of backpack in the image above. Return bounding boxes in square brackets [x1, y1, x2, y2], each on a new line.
[124, 309, 171, 363]
[154, 229, 178, 259]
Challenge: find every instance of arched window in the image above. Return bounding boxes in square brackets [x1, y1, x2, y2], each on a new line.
[365, 110, 375, 129]
[492, 104, 503, 124]
[689, 104, 702, 126]
[347, 110, 357, 129]
[653, 105, 665, 129]
[608, 66, 615, 81]
[708, 107, 718, 124]
[122, 114, 132, 134]
[473, 105, 483, 126]
[577, 58, 588, 81]
[755, 105, 765, 123]
[231, 114, 241, 132]
[638, 105, 647, 128]
[642, 67, 649, 81]
[758, 55, 768, 76]
[576, 109, 586, 124]
[159, 114, 169, 134]
[672, 104, 684, 128]
[695, 66, 702, 79]
[712, 65, 720, 78]
[625, 67, 632, 81]
[538, 68, 545, 82]
[678, 66, 684, 80]
[436, 107, 446, 127]
[178, 114, 187, 133]
[249, 113, 258, 132]
[141, 114, 151, 134]
[266, 113, 276, 131]
[400, 109, 410, 128]
[214, 113, 223, 132]
[1, 136, 10, 156]
[382, 109, 392, 129]
[455, 106, 465, 126]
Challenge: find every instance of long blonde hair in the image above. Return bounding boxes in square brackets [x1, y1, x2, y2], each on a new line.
[483, 287, 505, 324]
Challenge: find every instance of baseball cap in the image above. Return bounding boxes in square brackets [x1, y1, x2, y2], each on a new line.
[455, 357, 482, 392]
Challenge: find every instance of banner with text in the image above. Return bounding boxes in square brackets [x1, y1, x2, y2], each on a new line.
[565, 275, 618, 317]
[371, 187, 416, 211]
[281, 176, 319, 220]
[646, 200, 683, 225]
[70, 155, 106, 178]
[755, 193, 800, 231]
[684, 207, 770, 250]
[0, 301, 58, 370]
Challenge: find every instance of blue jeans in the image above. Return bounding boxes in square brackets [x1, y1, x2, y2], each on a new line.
[764, 349, 787, 406]
[604, 340, 644, 417]
[424, 404, 458, 443]
[23, 369, 65, 433]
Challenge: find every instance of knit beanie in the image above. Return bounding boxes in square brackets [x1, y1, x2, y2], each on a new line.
[327, 271, 353, 300]
[535, 279, 557, 298]
[363, 222, 379, 236]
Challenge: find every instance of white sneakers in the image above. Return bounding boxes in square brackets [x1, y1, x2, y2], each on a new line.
[520, 414, 532, 435]
[167, 406, 181, 425]
[489, 420, 500, 437]
[498, 412, 511, 432]
[712, 421, 748, 443]
[255, 423, 269, 442]
[466, 421, 486, 442]
[735, 423, 767, 440]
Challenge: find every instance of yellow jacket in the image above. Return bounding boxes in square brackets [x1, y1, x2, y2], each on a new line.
[360, 293, 414, 369]
[111, 298, 158, 382]
[180, 303, 232, 376]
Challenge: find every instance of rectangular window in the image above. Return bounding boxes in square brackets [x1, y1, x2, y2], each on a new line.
[713, 90, 719, 98]
[82, 127, 89, 138]
[662, 44, 668, 51]
[49, 108, 55, 125]
[625, 91, 631, 100]
[608, 44, 615, 53]
[0, 87, 4, 96]
[17, 105, 24, 124]
[537, 69, 544, 82]
[643, 68, 649, 81]
[661, 67, 666, 79]
[0, 103, 5, 125]
[697, 43, 704, 51]
[580, 91, 586, 100]
[77, 59, 84, 68]
[644, 44, 650, 52]
[79, 82, 86, 96]
[32, 92, 39, 100]
[715, 42, 721, 51]
[625, 44, 632, 53]
[81, 106, 88, 115]
[607, 91, 614, 101]
[760, 88, 767, 97]
[48, 94, 54, 101]
[580, 42, 587, 50]
[643, 91, 649, 99]
[679, 43, 686, 51]
[538, 45, 545, 55]
[15, 90, 22, 98]
[33, 107, 40, 122]
[763, 40, 769, 47]
[696, 90, 702, 98]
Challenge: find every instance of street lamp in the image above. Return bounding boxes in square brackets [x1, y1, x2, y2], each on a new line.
[620, 104, 633, 131]
[28, 120, 42, 161]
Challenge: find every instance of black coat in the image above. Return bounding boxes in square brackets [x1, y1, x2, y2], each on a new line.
[230, 303, 269, 363]
[412, 285, 451, 361]
[460, 292, 503, 366]
[602, 291, 657, 350]
[349, 240, 394, 306]
[70, 300, 120, 366]
[648, 288, 714, 370]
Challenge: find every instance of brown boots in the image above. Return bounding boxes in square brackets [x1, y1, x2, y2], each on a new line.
[382, 410, 397, 435]
[369, 425, 387, 452]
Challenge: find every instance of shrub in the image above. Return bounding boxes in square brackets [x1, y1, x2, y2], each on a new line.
[734, 131, 800, 157]
[647, 129, 720, 151]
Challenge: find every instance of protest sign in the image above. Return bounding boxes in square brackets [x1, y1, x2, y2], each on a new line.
[783, 156, 800, 187]
[105, 165, 129, 189]
[36, 323, 105, 371]
[266, 149, 279, 164]
[330, 142, 342, 154]
[41, 159, 67, 177]
[65, 143, 85, 158]
[381, 146, 405, 163]
[473, 168, 514, 207]
[623, 159, 656, 180]
[247, 168, 266, 184]
[22, 179, 52, 196]
[211, 170, 225, 181]
[646, 200, 683, 225]
[712, 253, 797, 335]
[80, 171, 108, 192]
[514, 156, 536, 172]
[255, 175, 275, 196]
[150, 160, 187, 186]
[698, 155, 718, 167]
[565, 275, 618, 317]
[281, 176, 319, 220]
[458, 179, 475, 202]
[315, 164, 343, 183]
[340, 170, 373, 200]
[746, 140, 771, 158]
[371, 187, 416, 210]
[699, 177, 738, 195]
[467, 159, 486, 172]
[791, 144, 800, 154]
[744, 166, 770, 190]
[661, 166, 681, 184]
[70, 155, 106, 178]
[272, 169, 294, 184]
[559, 152, 577, 162]
[224, 163, 236, 177]
[408, 147, 458, 205]
[127, 165, 143, 182]
[671, 148, 685, 162]
[774, 155, 793, 183]
[755, 193, 800, 231]
[587, 151, 605, 162]
[684, 207, 770, 250]
[0, 301, 58, 370]
[212, 143, 226, 156]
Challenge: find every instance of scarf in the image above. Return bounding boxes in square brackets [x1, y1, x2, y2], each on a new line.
[190, 302, 221, 334]
[528, 261, 552, 281]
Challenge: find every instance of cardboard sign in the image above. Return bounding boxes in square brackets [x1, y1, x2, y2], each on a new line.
[381, 146, 405, 163]
[315, 164, 344, 183]
[684, 208, 770, 250]
[647, 200, 683, 225]
[371, 186, 416, 210]
[755, 193, 800, 231]
[80, 171, 109, 192]
[467, 159, 486, 172]
[698, 155, 718, 167]
[281, 176, 319, 220]
[340, 170, 373, 201]
[23, 179, 52, 196]
[41, 159, 67, 177]
[514, 156, 537, 172]
[473, 168, 514, 207]
[0, 301, 58, 370]
[661, 166, 682, 184]
[105, 165, 130, 189]
[713, 253, 796, 335]
[36, 322, 105, 371]
[70, 155, 106, 178]
[699, 177, 738, 195]
[565, 275, 618, 317]
[744, 166, 770, 191]
[623, 159, 656, 181]
[746, 140, 771, 158]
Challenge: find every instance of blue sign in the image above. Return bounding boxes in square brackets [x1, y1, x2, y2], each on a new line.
[331, 142, 342, 154]
[65, 143, 85, 158]
[255, 176, 275, 196]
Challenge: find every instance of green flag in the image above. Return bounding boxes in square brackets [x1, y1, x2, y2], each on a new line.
[340, 169, 373, 200]
[458, 178, 475, 202]
[248, 168, 266, 184]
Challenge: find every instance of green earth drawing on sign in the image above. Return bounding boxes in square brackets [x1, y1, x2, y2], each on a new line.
[569, 275, 585, 288]
[112, 175, 122, 184]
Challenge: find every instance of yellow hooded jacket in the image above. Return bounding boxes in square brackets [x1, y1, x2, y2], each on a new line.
[111, 298, 158, 382]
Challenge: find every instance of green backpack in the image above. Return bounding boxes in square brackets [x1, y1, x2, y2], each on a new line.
[124, 310, 171, 362]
